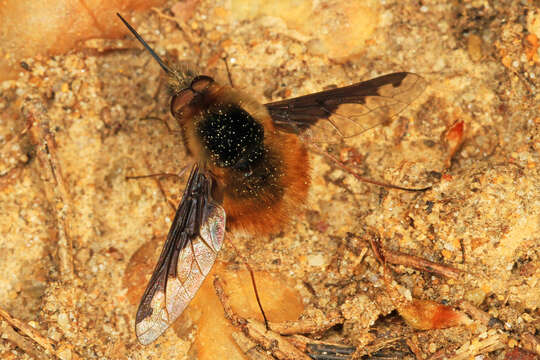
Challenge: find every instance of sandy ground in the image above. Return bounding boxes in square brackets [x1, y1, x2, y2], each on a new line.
[0, 0, 539, 359]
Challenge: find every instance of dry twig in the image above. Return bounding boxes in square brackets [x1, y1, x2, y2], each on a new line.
[368, 233, 461, 279]
[446, 330, 507, 360]
[0, 306, 55, 358]
[230, 331, 275, 360]
[267, 310, 343, 336]
[406, 336, 426, 360]
[22, 96, 74, 282]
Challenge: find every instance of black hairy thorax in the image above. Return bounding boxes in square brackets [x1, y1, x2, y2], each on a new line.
[196, 103, 285, 200]
[197, 104, 265, 170]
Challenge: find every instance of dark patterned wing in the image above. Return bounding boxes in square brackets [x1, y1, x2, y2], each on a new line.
[135, 164, 226, 345]
[265, 72, 426, 140]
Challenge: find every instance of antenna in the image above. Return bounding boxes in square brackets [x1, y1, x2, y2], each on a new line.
[116, 13, 172, 74]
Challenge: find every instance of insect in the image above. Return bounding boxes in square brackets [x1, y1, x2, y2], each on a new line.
[116, 13, 426, 345]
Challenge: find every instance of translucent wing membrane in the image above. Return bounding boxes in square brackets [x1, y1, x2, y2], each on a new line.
[135, 164, 226, 345]
[266, 72, 426, 141]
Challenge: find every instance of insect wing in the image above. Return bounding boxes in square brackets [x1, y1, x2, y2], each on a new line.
[135, 164, 226, 345]
[265, 72, 426, 141]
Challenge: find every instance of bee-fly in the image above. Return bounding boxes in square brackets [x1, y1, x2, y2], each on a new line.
[116, 13, 425, 345]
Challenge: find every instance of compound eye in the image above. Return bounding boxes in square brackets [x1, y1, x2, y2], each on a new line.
[191, 76, 214, 93]
[171, 88, 196, 119]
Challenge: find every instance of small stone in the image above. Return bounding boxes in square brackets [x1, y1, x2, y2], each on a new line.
[307, 253, 325, 267]
[467, 35, 484, 62]
[57, 312, 70, 332]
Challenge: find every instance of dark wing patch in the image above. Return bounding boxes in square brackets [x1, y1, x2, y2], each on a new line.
[265, 72, 426, 140]
[135, 164, 226, 345]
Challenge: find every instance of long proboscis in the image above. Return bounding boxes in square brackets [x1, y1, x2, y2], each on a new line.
[117, 13, 172, 75]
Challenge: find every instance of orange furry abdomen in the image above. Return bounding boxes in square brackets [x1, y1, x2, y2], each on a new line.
[221, 130, 310, 235]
